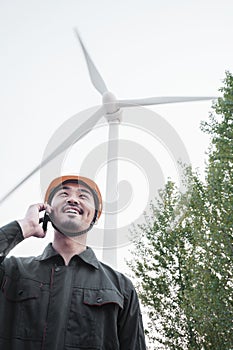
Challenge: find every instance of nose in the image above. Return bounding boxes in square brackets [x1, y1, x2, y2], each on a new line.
[66, 196, 80, 205]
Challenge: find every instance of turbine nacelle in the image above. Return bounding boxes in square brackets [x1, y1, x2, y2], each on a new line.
[102, 91, 122, 122]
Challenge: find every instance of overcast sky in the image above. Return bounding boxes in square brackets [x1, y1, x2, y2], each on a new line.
[0, 0, 232, 269]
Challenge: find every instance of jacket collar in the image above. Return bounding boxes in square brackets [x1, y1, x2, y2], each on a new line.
[35, 243, 99, 269]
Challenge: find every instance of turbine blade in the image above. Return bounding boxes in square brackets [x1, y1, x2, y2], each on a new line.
[74, 28, 108, 96]
[118, 96, 217, 107]
[0, 106, 104, 205]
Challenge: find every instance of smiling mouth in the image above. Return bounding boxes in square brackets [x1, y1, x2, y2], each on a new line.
[64, 207, 84, 215]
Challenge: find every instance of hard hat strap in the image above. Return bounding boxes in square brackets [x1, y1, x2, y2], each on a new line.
[48, 214, 95, 237]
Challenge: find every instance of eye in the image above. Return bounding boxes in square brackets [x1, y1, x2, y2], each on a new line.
[59, 191, 68, 197]
[79, 194, 88, 199]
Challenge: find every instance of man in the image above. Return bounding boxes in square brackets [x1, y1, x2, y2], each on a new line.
[0, 175, 146, 349]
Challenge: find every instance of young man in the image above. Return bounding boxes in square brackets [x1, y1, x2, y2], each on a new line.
[0, 175, 146, 349]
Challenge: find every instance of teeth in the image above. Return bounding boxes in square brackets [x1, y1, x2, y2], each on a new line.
[66, 209, 78, 214]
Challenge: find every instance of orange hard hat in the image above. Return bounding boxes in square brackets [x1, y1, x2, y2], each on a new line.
[44, 175, 102, 219]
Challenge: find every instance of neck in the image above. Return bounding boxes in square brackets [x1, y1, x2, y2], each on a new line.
[52, 230, 87, 266]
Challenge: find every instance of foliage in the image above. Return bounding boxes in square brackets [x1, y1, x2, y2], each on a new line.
[128, 71, 233, 349]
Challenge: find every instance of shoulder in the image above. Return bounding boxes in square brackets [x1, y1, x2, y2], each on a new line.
[2, 255, 37, 275]
[97, 260, 135, 294]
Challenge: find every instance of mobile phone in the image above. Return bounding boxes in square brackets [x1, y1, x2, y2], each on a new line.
[42, 212, 50, 232]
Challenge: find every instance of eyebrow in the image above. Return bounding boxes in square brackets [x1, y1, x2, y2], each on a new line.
[58, 185, 92, 196]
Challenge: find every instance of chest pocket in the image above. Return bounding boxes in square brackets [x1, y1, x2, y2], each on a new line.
[83, 289, 124, 308]
[0, 276, 48, 340]
[66, 288, 124, 349]
[2, 276, 41, 301]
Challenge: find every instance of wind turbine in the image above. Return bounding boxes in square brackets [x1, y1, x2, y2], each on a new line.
[73, 29, 216, 266]
[0, 30, 216, 267]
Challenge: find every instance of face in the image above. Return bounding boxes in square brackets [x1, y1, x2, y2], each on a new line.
[50, 182, 96, 235]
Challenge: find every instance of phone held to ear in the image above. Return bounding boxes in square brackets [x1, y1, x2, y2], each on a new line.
[41, 212, 50, 232]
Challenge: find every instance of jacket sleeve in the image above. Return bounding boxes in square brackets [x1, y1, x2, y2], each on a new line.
[118, 280, 147, 349]
[0, 221, 24, 264]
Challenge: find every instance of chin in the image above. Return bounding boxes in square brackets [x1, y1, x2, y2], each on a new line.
[53, 219, 78, 233]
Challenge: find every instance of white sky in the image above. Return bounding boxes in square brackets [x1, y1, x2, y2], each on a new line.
[0, 0, 233, 270]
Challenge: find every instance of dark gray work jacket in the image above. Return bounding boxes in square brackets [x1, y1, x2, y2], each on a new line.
[0, 221, 146, 350]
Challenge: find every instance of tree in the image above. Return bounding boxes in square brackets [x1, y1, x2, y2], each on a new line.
[128, 71, 233, 349]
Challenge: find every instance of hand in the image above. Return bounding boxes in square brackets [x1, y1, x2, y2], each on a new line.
[17, 203, 50, 239]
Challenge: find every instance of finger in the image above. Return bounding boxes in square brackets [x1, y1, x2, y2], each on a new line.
[45, 204, 53, 214]
[37, 203, 47, 212]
